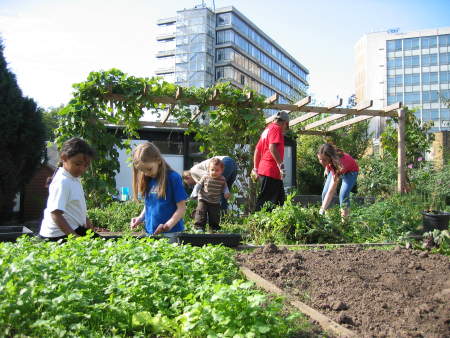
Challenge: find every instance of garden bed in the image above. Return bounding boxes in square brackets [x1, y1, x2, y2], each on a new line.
[237, 244, 450, 337]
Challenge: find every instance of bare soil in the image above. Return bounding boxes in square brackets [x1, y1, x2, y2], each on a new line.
[237, 244, 450, 338]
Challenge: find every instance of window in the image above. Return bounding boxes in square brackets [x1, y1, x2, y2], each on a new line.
[422, 91, 439, 103]
[403, 38, 419, 50]
[387, 75, 403, 87]
[440, 53, 450, 65]
[387, 39, 402, 52]
[387, 57, 403, 69]
[421, 36, 437, 49]
[439, 34, 450, 47]
[441, 71, 449, 83]
[240, 74, 245, 85]
[422, 72, 438, 85]
[216, 13, 231, 26]
[404, 74, 420, 86]
[387, 93, 403, 105]
[404, 92, 420, 104]
[404, 55, 420, 68]
[422, 54, 438, 67]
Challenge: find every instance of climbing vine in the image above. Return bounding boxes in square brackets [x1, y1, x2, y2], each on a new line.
[55, 69, 267, 208]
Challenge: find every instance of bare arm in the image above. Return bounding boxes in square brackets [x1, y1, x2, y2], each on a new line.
[253, 147, 261, 170]
[269, 143, 283, 166]
[130, 207, 145, 229]
[321, 174, 340, 211]
[154, 200, 187, 235]
[50, 210, 79, 236]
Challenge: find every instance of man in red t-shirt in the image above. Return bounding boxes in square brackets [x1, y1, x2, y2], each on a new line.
[252, 111, 289, 211]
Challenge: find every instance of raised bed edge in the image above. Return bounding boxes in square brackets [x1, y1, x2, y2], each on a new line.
[240, 266, 357, 338]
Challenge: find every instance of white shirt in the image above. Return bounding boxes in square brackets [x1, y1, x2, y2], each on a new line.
[39, 167, 87, 237]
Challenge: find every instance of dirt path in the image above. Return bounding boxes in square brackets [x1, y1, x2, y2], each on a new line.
[237, 244, 450, 338]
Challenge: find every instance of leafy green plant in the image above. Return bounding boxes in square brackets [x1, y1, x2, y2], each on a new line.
[346, 193, 428, 242]
[357, 153, 397, 198]
[87, 200, 143, 232]
[422, 229, 450, 254]
[409, 161, 450, 211]
[242, 194, 344, 244]
[0, 236, 302, 337]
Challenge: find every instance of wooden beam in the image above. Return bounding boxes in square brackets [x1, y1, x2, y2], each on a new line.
[190, 107, 202, 122]
[304, 114, 345, 130]
[161, 105, 174, 124]
[355, 99, 373, 111]
[289, 112, 319, 126]
[103, 93, 396, 117]
[327, 98, 343, 110]
[210, 89, 219, 101]
[175, 87, 183, 100]
[295, 95, 311, 108]
[397, 108, 406, 193]
[269, 103, 396, 117]
[326, 115, 372, 131]
[264, 93, 278, 104]
[297, 130, 331, 136]
[384, 101, 402, 113]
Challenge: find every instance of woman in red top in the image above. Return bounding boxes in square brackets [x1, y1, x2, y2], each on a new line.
[317, 143, 359, 219]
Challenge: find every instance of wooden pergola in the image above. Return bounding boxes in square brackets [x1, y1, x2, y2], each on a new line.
[105, 88, 406, 193]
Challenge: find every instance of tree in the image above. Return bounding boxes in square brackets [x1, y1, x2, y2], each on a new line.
[0, 39, 46, 220]
[42, 105, 64, 141]
[380, 107, 434, 164]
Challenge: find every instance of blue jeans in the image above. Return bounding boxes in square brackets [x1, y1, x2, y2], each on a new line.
[322, 171, 358, 208]
[221, 156, 237, 210]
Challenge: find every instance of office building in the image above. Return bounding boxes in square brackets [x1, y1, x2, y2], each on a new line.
[355, 27, 450, 136]
[155, 5, 309, 107]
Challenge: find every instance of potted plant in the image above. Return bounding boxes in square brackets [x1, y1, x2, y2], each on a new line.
[418, 163, 450, 232]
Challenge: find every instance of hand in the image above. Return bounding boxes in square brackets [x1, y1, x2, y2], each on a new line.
[250, 168, 258, 182]
[319, 208, 325, 215]
[130, 216, 143, 230]
[85, 219, 94, 229]
[224, 193, 231, 199]
[278, 163, 285, 179]
[154, 223, 171, 235]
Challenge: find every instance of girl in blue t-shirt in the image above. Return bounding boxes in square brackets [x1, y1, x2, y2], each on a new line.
[130, 142, 187, 235]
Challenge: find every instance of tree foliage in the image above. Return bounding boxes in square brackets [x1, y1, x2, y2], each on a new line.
[0, 39, 46, 219]
[380, 107, 434, 163]
[55, 69, 267, 209]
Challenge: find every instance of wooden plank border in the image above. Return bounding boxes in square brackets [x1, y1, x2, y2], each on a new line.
[240, 266, 357, 337]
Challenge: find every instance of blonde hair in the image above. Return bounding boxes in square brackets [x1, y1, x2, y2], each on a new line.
[209, 157, 224, 170]
[131, 142, 172, 200]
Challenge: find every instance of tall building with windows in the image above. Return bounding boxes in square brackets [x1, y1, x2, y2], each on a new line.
[355, 27, 450, 136]
[155, 5, 309, 108]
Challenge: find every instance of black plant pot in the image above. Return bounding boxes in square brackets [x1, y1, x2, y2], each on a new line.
[420, 211, 450, 233]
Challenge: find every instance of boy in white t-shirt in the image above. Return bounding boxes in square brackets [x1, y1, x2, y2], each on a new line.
[39, 138, 98, 241]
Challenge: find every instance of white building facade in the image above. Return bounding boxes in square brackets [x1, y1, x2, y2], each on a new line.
[355, 27, 450, 137]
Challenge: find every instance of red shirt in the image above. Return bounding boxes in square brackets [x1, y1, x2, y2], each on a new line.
[327, 153, 359, 175]
[256, 123, 284, 179]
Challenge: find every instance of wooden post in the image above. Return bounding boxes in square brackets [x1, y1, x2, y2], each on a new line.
[397, 108, 406, 194]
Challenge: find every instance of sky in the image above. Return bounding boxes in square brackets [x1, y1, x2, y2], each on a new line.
[1, 0, 450, 109]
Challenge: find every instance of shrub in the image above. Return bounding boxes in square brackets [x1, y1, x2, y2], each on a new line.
[88, 200, 143, 232]
[242, 195, 344, 244]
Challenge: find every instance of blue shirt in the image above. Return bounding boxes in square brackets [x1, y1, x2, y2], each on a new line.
[144, 170, 187, 234]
